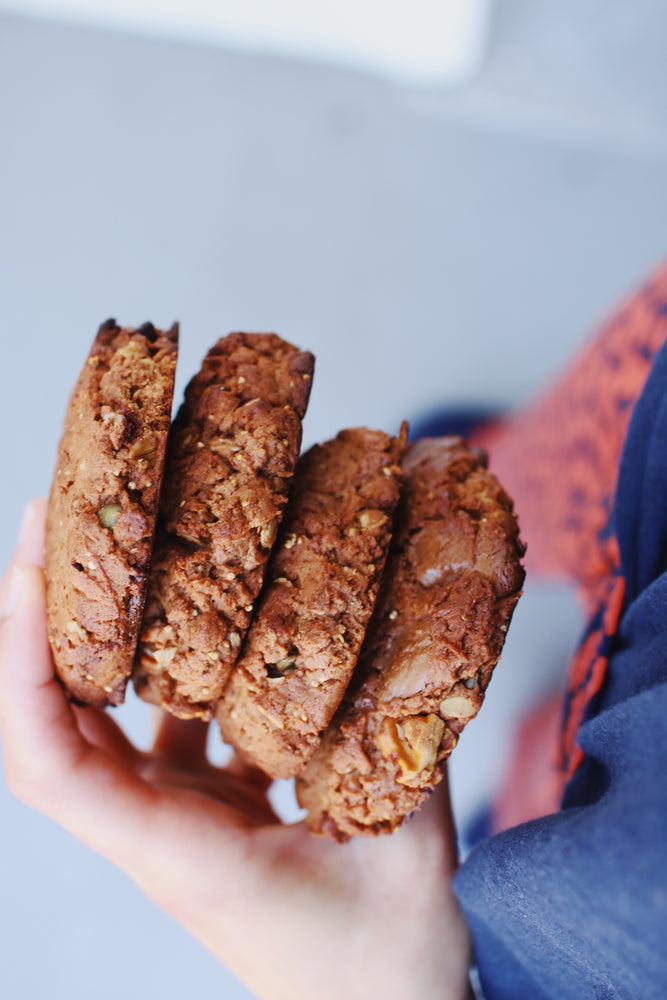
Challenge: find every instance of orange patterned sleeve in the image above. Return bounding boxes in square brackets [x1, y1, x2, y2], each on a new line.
[475, 263, 667, 825]
[472, 263, 667, 599]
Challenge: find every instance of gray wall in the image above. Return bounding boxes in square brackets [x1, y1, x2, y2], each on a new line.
[0, 2, 665, 997]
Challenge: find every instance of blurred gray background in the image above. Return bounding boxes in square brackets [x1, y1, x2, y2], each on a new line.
[0, 1, 666, 997]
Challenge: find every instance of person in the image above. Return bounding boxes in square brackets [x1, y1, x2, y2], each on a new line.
[1, 263, 666, 1000]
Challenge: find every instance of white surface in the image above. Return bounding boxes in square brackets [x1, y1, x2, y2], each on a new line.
[0, 0, 493, 83]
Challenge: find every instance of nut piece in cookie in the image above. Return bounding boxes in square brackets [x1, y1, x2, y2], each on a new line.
[45, 319, 179, 707]
[134, 332, 314, 719]
[216, 424, 407, 777]
[296, 436, 526, 841]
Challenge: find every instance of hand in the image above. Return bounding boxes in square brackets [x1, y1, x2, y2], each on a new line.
[0, 500, 472, 1000]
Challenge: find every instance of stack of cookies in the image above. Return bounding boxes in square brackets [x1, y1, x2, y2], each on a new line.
[46, 321, 525, 841]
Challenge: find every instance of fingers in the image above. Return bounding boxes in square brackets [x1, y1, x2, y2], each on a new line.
[149, 720, 277, 823]
[153, 713, 210, 767]
[11, 498, 46, 566]
[72, 704, 140, 765]
[0, 563, 155, 858]
[0, 563, 92, 796]
[224, 750, 274, 794]
[16, 497, 47, 566]
[0, 498, 47, 611]
[149, 700, 273, 797]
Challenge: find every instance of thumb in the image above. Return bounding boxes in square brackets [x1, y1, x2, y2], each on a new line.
[0, 497, 47, 615]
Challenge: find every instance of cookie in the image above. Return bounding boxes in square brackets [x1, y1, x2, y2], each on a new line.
[134, 332, 314, 719]
[216, 425, 407, 777]
[296, 436, 525, 841]
[45, 320, 179, 707]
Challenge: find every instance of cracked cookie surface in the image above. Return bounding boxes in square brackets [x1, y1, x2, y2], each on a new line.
[216, 425, 407, 777]
[296, 436, 525, 840]
[134, 332, 314, 719]
[45, 320, 179, 707]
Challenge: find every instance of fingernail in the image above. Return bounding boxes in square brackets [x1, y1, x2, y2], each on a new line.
[17, 502, 38, 547]
[1, 567, 25, 618]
